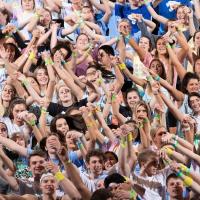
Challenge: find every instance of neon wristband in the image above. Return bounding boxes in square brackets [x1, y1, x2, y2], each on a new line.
[28, 119, 36, 126]
[125, 35, 131, 43]
[128, 133, 133, 142]
[45, 58, 54, 66]
[166, 43, 171, 49]
[111, 94, 116, 102]
[120, 137, 127, 148]
[176, 170, 183, 177]
[28, 52, 35, 61]
[143, 118, 148, 123]
[166, 147, 173, 156]
[183, 176, 193, 187]
[55, 171, 65, 181]
[155, 75, 161, 81]
[130, 189, 137, 199]
[118, 63, 126, 70]
[180, 164, 190, 175]
[41, 107, 47, 114]
[22, 79, 29, 87]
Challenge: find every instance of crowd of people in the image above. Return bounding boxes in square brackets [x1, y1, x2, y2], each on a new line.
[0, 0, 199, 199]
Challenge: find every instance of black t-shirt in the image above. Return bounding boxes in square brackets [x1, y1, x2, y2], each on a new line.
[47, 98, 88, 117]
[119, 105, 132, 119]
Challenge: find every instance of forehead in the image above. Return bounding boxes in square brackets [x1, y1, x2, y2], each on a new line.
[41, 176, 55, 182]
[13, 103, 26, 109]
[30, 155, 45, 163]
[89, 155, 102, 162]
[140, 37, 149, 42]
[3, 84, 13, 90]
[0, 123, 7, 128]
[127, 90, 139, 97]
[59, 85, 70, 91]
[190, 96, 200, 101]
[86, 67, 97, 73]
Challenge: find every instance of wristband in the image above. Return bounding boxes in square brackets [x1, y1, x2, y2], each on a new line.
[111, 94, 116, 102]
[143, 118, 148, 123]
[118, 63, 126, 71]
[166, 147, 173, 156]
[176, 170, 183, 178]
[180, 164, 190, 176]
[61, 60, 66, 65]
[128, 133, 133, 142]
[125, 35, 131, 44]
[120, 137, 127, 148]
[28, 52, 35, 61]
[183, 176, 193, 187]
[139, 123, 143, 129]
[130, 189, 137, 199]
[97, 78, 103, 84]
[76, 140, 84, 149]
[166, 43, 171, 49]
[154, 113, 160, 120]
[28, 119, 36, 126]
[172, 140, 178, 148]
[55, 171, 65, 182]
[41, 107, 47, 114]
[45, 58, 54, 66]
[86, 122, 94, 128]
[22, 79, 29, 87]
[72, 52, 77, 58]
[155, 75, 161, 81]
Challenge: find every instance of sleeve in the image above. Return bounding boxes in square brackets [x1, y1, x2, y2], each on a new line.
[47, 102, 64, 117]
[115, 3, 125, 18]
[142, 52, 153, 68]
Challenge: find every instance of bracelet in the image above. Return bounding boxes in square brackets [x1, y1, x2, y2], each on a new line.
[76, 140, 84, 149]
[154, 113, 161, 120]
[86, 122, 94, 128]
[61, 60, 66, 65]
[54, 171, 65, 182]
[118, 63, 126, 71]
[95, 106, 101, 112]
[183, 176, 193, 187]
[64, 159, 71, 165]
[45, 58, 54, 66]
[28, 52, 35, 61]
[146, 75, 153, 82]
[180, 164, 190, 176]
[72, 52, 77, 58]
[28, 119, 36, 126]
[41, 107, 47, 114]
[97, 78, 103, 84]
[143, 118, 148, 123]
[116, 35, 121, 42]
[127, 133, 133, 142]
[130, 189, 137, 199]
[35, 12, 40, 19]
[139, 123, 143, 129]
[166, 43, 171, 49]
[166, 147, 173, 156]
[111, 94, 116, 102]
[155, 75, 161, 81]
[176, 170, 183, 178]
[120, 137, 127, 148]
[22, 79, 29, 87]
[125, 35, 131, 44]
[172, 140, 178, 148]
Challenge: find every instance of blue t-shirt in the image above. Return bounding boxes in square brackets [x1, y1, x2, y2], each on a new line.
[156, 0, 192, 34]
[115, 3, 151, 35]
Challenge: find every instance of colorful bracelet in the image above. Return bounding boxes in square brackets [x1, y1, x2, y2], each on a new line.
[183, 176, 193, 187]
[180, 164, 190, 176]
[166, 147, 173, 156]
[61, 60, 66, 66]
[127, 133, 133, 142]
[54, 171, 65, 182]
[143, 118, 149, 123]
[166, 43, 171, 49]
[72, 52, 77, 58]
[118, 63, 126, 71]
[120, 137, 127, 148]
[111, 94, 117, 102]
[28, 119, 36, 126]
[176, 170, 183, 178]
[130, 189, 137, 199]
[155, 75, 161, 81]
[154, 113, 161, 120]
[125, 35, 131, 44]
[28, 52, 35, 61]
[45, 58, 54, 66]
[86, 122, 94, 128]
[76, 140, 84, 149]
[41, 107, 47, 114]
[22, 79, 29, 87]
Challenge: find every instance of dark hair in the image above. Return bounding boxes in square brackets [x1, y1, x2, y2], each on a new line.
[181, 72, 199, 94]
[85, 150, 105, 164]
[193, 30, 200, 42]
[166, 173, 180, 185]
[125, 88, 141, 101]
[139, 36, 152, 51]
[50, 114, 69, 133]
[90, 188, 113, 200]
[28, 150, 46, 166]
[188, 92, 200, 108]
[155, 37, 169, 58]
[138, 149, 157, 167]
[104, 151, 118, 162]
[3, 43, 21, 62]
[6, 98, 27, 119]
[51, 42, 72, 60]
[98, 45, 115, 56]
[104, 173, 126, 188]
[149, 58, 167, 80]
[0, 9, 10, 24]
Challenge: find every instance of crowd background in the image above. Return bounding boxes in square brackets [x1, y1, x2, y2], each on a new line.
[0, 0, 199, 199]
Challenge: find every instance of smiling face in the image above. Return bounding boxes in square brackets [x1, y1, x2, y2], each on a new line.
[104, 153, 117, 170]
[156, 38, 167, 55]
[36, 68, 49, 86]
[40, 175, 57, 195]
[53, 48, 68, 63]
[40, 10, 51, 27]
[186, 78, 199, 93]
[194, 32, 200, 48]
[176, 6, 186, 23]
[139, 37, 150, 52]
[87, 156, 104, 177]
[189, 95, 200, 114]
[29, 155, 45, 177]
[167, 177, 184, 198]
[126, 90, 140, 109]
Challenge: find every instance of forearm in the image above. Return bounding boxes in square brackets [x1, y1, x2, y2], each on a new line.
[50, 28, 58, 50]
[37, 29, 52, 47]
[0, 151, 15, 172]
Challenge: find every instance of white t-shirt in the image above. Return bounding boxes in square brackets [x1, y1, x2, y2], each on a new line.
[133, 167, 172, 200]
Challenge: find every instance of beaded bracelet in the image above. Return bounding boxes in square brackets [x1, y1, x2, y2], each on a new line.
[55, 171, 65, 182]
[176, 170, 183, 178]
[155, 75, 161, 81]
